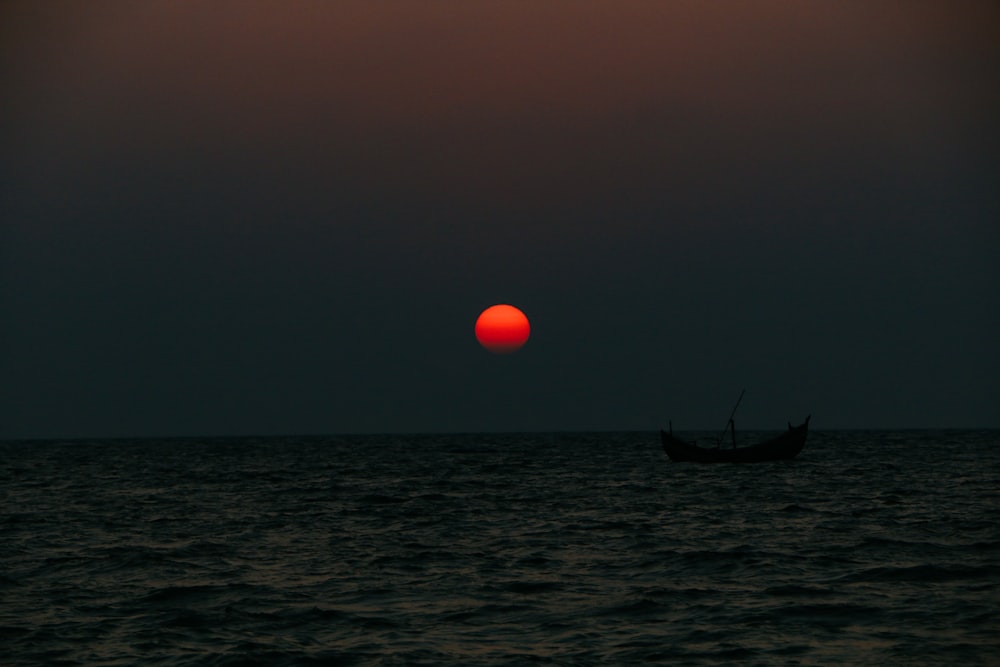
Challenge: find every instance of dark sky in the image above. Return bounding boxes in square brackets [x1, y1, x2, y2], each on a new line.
[2, 2, 998, 438]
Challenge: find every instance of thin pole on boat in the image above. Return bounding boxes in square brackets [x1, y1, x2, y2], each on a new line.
[723, 389, 745, 449]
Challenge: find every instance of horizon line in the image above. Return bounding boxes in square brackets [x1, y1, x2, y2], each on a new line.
[3, 425, 999, 443]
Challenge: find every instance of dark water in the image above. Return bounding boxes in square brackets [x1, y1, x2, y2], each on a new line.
[2, 430, 998, 666]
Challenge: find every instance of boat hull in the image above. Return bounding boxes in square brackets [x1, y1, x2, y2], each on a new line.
[661, 416, 810, 463]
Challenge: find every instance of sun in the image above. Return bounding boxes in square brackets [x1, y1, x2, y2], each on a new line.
[475, 304, 530, 354]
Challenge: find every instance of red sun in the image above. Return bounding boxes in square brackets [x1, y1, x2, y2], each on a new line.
[475, 304, 530, 354]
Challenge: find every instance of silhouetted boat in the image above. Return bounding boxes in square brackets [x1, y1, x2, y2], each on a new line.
[660, 415, 810, 463]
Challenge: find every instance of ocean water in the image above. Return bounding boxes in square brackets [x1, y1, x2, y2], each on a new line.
[1, 430, 998, 666]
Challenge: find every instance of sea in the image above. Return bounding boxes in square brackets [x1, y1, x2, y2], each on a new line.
[1, 430, 998, 666]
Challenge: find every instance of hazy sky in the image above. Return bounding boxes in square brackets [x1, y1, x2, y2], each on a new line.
[2, 1, 998, 438]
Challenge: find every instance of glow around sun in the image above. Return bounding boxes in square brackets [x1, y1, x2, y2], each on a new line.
[475, 304, 530, 354]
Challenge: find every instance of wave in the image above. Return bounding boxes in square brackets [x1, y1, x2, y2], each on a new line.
[3, 431, 998, 666]
[834, 563, 997, 584]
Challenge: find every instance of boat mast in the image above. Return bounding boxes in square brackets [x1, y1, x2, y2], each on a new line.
[724, 389, 745, 449]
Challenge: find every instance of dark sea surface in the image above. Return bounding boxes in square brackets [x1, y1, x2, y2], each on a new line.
[1, 430, 998, 666]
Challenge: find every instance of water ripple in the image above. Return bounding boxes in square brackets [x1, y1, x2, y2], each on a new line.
[1, 430, 998, 665]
